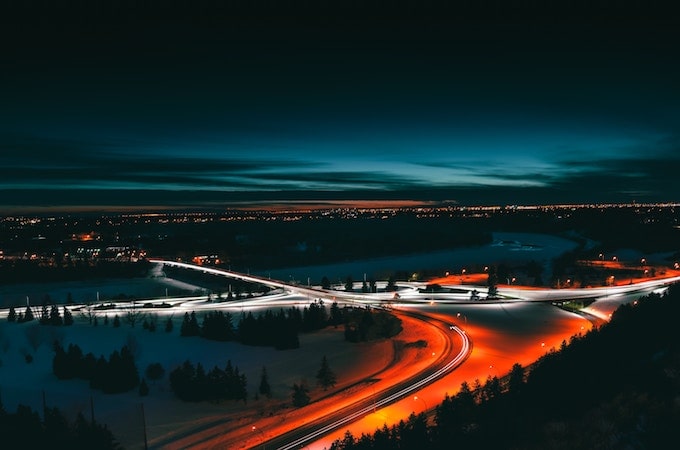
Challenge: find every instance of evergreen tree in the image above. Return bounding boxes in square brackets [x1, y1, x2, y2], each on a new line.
[180, 312, 200, 337]
[321, 276, 331, 289]
[52, 342, 68, 379]
[165, 316, 174, 333]
[487, 265, 499, 298]
[386, 275, 397, 292]
[72, 412, 120, 448]
[344, 276, 354, 292]
[90, 355, 108, 391]
[112, 315, 121, 328]
[169, 360, 195, 401]
[7, 306, 16, 322]
[49, 304, 63, 326]
[292, 383, 310, 407]
[508, 362, 526, 396]
[23, 305, 34, 322]
[329, 302, 343, 327]
[63, 306, 74, 326]
[316, 355, 337, 390]
[118, 345, 140, 392]
[39, 304, 49, 325]
[370, 278, 377, 293]
[181, 312, 191, 336]
[258, 366, 272, 398]
[201, 311, 235, 341]
[189, 312, 199, 334]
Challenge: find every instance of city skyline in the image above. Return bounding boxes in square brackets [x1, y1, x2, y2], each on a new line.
[2, 2, 679, 213]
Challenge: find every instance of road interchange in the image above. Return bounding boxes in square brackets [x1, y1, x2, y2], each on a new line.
[145, 260, 680, 449]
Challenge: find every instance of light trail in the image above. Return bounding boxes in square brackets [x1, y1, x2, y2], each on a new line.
[73, 259, 679, 448]
[274, 320, 471, 450]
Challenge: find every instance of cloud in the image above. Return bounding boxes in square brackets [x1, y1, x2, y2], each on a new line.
[2, 131, 680, 212]
[0, 134, 320, 190]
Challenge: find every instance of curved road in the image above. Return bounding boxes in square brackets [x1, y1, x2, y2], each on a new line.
[154, 307, 471, 450]
[269, 310, 470, 450]
[144, 259, 678, 449]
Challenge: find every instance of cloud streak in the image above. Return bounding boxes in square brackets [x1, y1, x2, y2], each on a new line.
[2, 132, 680, 211]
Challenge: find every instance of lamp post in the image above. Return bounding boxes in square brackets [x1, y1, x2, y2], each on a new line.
[457, 312, 467, 323]
[414, 395, 428, 412]
[252, 425, 265, 449]
[489, 364, 499, 378]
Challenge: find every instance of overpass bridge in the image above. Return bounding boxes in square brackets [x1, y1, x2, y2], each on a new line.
[149, 259, 399, 305]
[150, 259, 680, 306]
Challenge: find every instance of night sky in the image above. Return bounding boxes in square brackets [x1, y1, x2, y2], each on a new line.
[2, 1, 679, 213]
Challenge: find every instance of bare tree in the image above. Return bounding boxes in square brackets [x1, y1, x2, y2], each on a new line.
[123, 300, 146, 328]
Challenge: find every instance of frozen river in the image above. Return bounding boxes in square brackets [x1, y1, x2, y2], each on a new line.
[260, 232, 579, 283]
[0, 232, 578, 307]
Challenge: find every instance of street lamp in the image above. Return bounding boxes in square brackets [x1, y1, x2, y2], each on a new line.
[414, 395, 428, 412]
[457, 312, 467, 323]
[489, 364, 500, 377]
[252, 425, 265, 449]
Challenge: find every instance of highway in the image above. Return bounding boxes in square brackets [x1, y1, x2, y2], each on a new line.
[146, 303, 470, 450]
[149, 259, 680, 308]
[269, 311, 470, 450]
[5, 259, 668, 449]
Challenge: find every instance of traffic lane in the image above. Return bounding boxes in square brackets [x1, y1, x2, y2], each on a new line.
[171, 311, 456, 450]
[264, 311, 465, 450]
[309, 301, 591, 449]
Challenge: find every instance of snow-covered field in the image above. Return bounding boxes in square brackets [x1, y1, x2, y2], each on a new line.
[0, 265, 205, 309]
[0, 275, 393, 449]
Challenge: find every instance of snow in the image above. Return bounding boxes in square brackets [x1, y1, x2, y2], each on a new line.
[0, 277, 395, 449]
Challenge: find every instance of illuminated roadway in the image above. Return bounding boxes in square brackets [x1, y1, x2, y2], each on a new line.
[0, 260, 675, 449]
[270, 311, 469, 450]
[149, 259, 472, 449]
[150, 259, 680, 307]
[144, 259, 680, 449]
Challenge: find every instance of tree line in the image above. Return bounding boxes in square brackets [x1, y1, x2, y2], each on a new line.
[343, 307, 403, 342]
[52, 343, 139, 394]
[0, 403, 120, 449]
[177, 302, 401, 349]
[7, 304, 74, 325]
[169, 360, 247, 402]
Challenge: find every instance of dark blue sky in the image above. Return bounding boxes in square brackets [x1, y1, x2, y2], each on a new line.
[2, 1, 679, 212]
